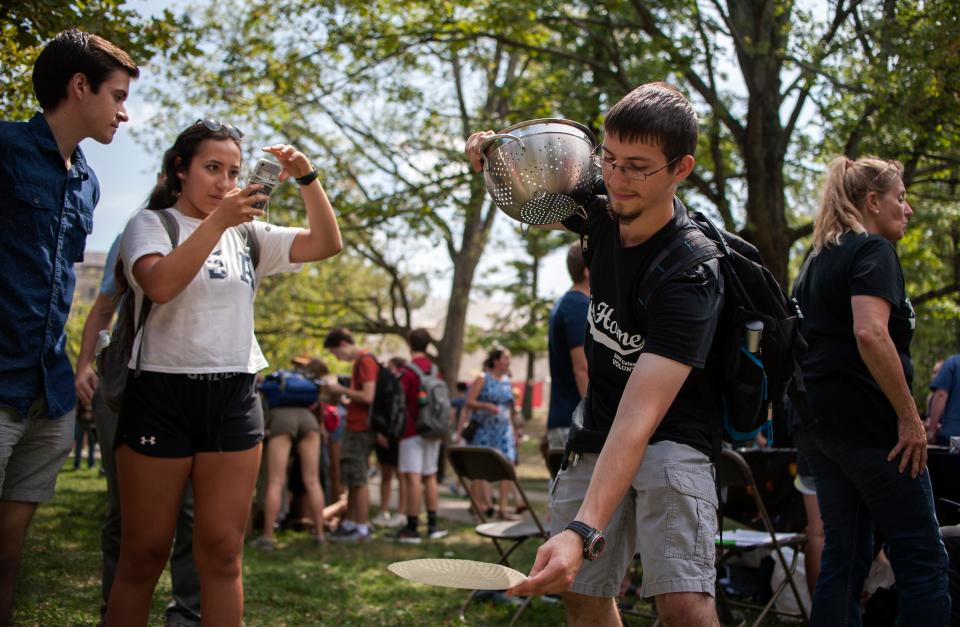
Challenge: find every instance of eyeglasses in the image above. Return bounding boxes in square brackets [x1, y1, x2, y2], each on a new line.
[592, 147, 680, 182]
[195, 117, 244, 140]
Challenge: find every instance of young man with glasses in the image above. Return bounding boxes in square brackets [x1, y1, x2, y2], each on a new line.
[466, 82, 723, 626]
[0, 29, 139, 625]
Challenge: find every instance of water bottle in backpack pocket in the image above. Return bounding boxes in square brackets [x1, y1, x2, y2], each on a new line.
[723, 320, 768, 441]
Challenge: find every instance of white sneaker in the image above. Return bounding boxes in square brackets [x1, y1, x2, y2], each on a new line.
[373, 511, 404, 528]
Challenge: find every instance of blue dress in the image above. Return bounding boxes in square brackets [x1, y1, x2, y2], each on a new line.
[469, 372, 516, 463]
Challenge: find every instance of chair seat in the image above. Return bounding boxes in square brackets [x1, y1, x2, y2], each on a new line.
[476, 520, 543, 539]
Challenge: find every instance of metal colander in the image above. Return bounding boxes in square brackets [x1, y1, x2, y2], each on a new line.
[481, 118, 598, 225]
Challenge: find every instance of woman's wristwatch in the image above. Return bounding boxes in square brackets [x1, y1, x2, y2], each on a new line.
[564, 520, 605, 561]
[295, 169, 319, 186]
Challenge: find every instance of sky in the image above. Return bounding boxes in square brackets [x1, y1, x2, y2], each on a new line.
[79, 0, 574, 303]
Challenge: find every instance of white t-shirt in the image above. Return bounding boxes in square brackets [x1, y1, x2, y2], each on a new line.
[119, 208, 303, 374]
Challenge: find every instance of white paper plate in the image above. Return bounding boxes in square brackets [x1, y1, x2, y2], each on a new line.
[387, 558, 528, 590]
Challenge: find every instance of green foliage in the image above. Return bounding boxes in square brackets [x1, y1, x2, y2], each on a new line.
[0, 0, 186, 119]
[813, 0, 960, 400]
[482, 227, 573, 356]
[64, 298, 91, 367]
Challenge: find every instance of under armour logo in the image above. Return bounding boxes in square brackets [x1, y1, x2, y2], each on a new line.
[140, 436, 156, 446]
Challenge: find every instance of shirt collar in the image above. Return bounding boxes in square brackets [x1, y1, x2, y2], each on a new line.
[27, 111, 89, 178]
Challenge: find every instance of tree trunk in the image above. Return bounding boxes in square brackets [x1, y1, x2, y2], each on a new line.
[728, 0, 792, 287]
[436, 178, 495, 383]
[522, 255, 540, 422]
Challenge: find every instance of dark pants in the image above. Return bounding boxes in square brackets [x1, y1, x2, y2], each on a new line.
[94, 388, 201, 625]
[73, 421, 97, 469]
[797, 428, 950, 626]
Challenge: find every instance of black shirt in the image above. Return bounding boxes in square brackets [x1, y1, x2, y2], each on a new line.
[793, 231, 915, 448]
[562, 197, 724, 455]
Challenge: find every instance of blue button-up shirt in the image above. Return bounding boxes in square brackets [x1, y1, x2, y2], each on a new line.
[0, 112, 99, 417]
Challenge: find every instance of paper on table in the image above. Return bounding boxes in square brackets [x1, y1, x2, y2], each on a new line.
[716, 529, 802, 546]
[387, 558, 528, 590]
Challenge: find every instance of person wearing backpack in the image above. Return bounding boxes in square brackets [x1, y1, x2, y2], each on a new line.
[252, 360, 329, 550]
[394, 329, 450, 543]
[105, 120, 342, 626]
[793, 157, 948, 626]
[322, 327, 380, 543]
[466, 82, 725, 626]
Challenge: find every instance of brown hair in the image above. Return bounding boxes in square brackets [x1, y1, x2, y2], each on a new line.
[323, 327, 355, 349]
[603, 82, 698, 171]
[812, 156, 904, 251]
[407, 328, 433, 353]
[147, 123, 242, 210]
[483, 347, 507, 370]
[32, 29, 139, 111]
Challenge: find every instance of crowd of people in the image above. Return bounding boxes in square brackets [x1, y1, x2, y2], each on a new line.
[1, 25, 957, 627]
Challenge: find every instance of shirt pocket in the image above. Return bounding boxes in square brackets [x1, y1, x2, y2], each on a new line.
[663, 463, 719, 565]
[11, 181, 59, 214]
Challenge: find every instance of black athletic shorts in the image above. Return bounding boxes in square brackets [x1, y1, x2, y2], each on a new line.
[375, 437, 399, 466]
[117, 370, 264, 457]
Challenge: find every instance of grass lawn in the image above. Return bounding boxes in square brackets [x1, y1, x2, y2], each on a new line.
[14, 464, 577, 626]
[11, 421, 792, 625]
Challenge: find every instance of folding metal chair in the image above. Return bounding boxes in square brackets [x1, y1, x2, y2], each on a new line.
[716, 448, 809, 625]
[447, 446, 548, 626]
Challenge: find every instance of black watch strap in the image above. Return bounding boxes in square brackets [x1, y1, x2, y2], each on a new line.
[564, 520, 605, 561]
[295, 169, 319, 186]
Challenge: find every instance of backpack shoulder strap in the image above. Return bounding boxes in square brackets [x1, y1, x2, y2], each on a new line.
[406, 361, 425, 380]
[238, 222, 261, 270]
[635, 224, 720, 308]
[134, 209, 180, 375]
[154, 208, 180, 247]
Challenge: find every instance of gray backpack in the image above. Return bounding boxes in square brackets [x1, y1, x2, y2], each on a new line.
[406, 362, 452, 439]
[96, 211, 260, 412]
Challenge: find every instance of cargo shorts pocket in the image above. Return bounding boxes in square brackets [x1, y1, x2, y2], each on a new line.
[663, 463, 719, 565]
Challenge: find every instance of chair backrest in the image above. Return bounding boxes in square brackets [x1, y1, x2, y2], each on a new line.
[716, 448, 781, 538]
[447, 446, 517, 483]
[716, 447, 754, 489]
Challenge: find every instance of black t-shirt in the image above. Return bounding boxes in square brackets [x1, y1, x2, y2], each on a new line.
[793, 231, 916, 448]
[562, 196, 724, 455]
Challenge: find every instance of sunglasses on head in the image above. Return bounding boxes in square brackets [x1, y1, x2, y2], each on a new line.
[194, 117, 244, 140]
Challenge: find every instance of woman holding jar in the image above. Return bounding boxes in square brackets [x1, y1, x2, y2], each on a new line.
[793, 156, 948, 626]
[106, 119, 341, 626]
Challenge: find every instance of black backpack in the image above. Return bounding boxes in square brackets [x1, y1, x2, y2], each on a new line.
[96, 212, 261, 412]
[632, 210, 806, 444]
[365, 356, 406, 439]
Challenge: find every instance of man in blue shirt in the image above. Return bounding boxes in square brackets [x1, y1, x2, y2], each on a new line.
[544, 242, 590, 451]
[928, 354, 960, 445]
[0, 29, 138, 624]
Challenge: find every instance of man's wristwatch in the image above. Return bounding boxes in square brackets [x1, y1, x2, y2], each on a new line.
[564, 521, 605, 561]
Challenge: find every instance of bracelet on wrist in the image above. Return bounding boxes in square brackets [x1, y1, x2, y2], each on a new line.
[295, 169, 319, 186]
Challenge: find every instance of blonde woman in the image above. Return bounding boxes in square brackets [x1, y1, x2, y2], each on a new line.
[793, 156, 948, 625]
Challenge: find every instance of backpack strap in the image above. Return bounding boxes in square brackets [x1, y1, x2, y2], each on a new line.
[634, 224, 721, 308]
[406, 361, 426, 381]
[237, 222, 261, 270]
[133, 209, 179, 375]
